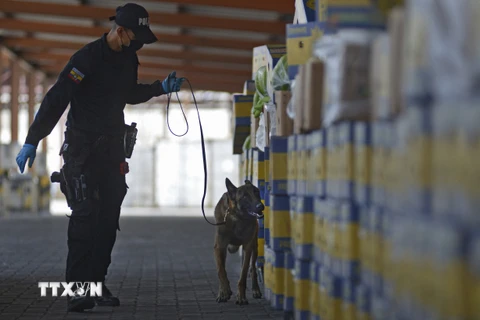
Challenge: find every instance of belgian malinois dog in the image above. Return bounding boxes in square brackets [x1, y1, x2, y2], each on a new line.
[213, 178, 265, 305]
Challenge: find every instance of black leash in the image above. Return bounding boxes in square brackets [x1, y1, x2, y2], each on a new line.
[165, 78, 226, 226]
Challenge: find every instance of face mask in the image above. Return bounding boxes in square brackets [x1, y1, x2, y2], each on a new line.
[130, 40, 144, 51]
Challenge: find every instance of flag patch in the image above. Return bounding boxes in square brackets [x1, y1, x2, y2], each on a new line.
[67, 67, 85, 84]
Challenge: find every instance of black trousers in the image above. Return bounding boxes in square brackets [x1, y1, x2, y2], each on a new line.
[60, 128, 128, 284]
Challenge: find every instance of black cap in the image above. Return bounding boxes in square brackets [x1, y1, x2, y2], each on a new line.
[109, 3, 158, 44]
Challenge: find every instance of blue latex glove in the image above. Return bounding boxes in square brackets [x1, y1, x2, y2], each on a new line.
[16, 144, 36, 173]
[161, 71, 186, 93]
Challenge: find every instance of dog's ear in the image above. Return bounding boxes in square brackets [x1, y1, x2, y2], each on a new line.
[244, 179, 252, 185]
[225, 178, 237, 200]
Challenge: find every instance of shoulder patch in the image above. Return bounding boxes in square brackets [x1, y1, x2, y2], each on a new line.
[67, 67, 85, 84]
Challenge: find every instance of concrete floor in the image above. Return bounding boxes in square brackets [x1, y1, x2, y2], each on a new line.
[0, 210, 283, 320]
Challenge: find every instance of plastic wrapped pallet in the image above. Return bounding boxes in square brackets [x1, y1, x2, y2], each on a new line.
[274, 91, 294, 136]
[303, 57, 324, 132]
[313, 29, 379, 127]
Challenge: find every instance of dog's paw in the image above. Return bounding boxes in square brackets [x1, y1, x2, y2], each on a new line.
[235, 294, 249, 305]
[252, 288, 262, 299]
[216, 289, 232, 303]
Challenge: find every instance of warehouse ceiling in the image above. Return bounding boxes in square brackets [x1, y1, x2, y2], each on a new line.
[0, 0, 294, 93]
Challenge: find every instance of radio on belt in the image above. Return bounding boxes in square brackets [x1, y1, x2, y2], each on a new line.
[124, 122, 138, 159]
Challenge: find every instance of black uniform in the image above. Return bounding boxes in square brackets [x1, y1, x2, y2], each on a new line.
[25, 33, 165, 284]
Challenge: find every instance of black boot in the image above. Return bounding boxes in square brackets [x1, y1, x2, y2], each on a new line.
[94, 284, 120, 307]
[67, 295, 95, 312]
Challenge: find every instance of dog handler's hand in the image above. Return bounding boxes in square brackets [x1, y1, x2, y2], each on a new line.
[16, 144, 36, 173]
[161, 71, 186, 93]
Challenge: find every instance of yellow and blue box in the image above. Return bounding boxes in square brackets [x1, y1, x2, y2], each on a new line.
[270, 248, 286, 310]
[252, 44, 287, 94]
[242, 150, 250, 182]
[287, 135, 298, 196]
[316, 0, 387, 29]
[342, 278, 359, 320]
[232, 94, 252, 154]
[284, 250, 295, 315]
[468, 232, 480, 320]
[310, 261, 321, 320]
[248, 148, 254, 181]
[286, 21, 324, 80]
[294, 259, 311, 320]
[289, 196, 298, 251]
[355, 122, 372, 206]
[336, 121, 356, 201]
[313, 197, 326, 265]
[324, 200, 343, 274]
[371, 121, 386, 208]
[257, 230, 265, 268]
[270, 136, 289, 195]
[297, 134, 308, 196]
[326, 125, 339, 198]
[340, 201, 361, 283]
[264, 147, 271, 245]
[243, 80, 256, 95]
[311, 129, 327, 198]
[318, 266, 328, 319]
[403, 106, 433, 215]
[252, 148, 266, 200]
[296, 0, 317, 23]
[305, 132, 316, 197]
[325, 269, 343, 320]
[270, 194, 291, 251]
[294, 196, 315, 261]
[369, 206, 384, 294]
[355, 284, 372, 320]
[264, 247, 272, 301]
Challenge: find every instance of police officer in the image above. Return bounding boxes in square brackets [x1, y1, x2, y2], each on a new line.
[15, 3, 185, 312]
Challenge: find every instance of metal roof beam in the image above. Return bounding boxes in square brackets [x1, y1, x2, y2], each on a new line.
[0, 0, 287, 35]
[0, 37, 252, 65]
[0, 18, 269, 51]
[139, 0, 294, 14]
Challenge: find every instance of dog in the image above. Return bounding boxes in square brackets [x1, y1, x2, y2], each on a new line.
[213, 178, 265, 305]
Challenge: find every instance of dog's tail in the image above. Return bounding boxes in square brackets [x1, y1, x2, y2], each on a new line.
[227, 245, 240, 254]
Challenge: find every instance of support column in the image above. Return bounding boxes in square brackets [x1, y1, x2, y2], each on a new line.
[10, 58, 20, 143]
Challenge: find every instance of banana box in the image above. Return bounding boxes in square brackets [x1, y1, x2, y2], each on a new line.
[294, 259, 311, 320]
[252, 149, 265, 200]
[297, 134, 308, 196]
[294, 196, 315, 261]
[264, 192, 271, 247]
[342, 278, 358, 320]
[270, 195, 291, 251]
[339, 201, 361, 282]
[369, 206, 384, 292]
[290, 196, 298, 251]
[257, 236, 265, 268]
[468, 231, 480, 320]
[354, 122, 372, 206]
[325, 269, 343, 320]
[327, 125, 339, 198]
[265, 247, 272, 301]
[269, 248, 286, 310]
[431, 106, 457, 217]
[286, 22, 324, 79]
[402, 106, 433, 214]
[270, 136, 289, 195]
[324, 200, 342, 273]
[336, 122, 356, 201]
[248, 148, 254, 181]
[314, 197, 326, 264]
[284, 250, 296, 313]
[359, 206, 372, 285]
[325, 4, 386, 30]
[243, 80, 256, 95]
[305, 133, 315, 196]
[311, 129, 327, 198]
[318, 265, 329, 319]
[310, 261, 321, 320]
[243, 150, 250, 182]
[371, 121, 386, 208]
[232, 94, 253, 154]
[355, 284, 372, 320]
[431, 219, 470, 319]
[287, 135, 298, 196]
[456, 105, 480, 223]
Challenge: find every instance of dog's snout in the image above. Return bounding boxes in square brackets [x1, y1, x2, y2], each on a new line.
[256, 203, 264, 211]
